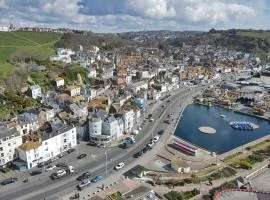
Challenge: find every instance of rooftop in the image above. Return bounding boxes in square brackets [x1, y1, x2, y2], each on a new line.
[19, 141, 41, 151]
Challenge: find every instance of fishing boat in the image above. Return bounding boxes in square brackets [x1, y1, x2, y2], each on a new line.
[220, 115, 226, 118]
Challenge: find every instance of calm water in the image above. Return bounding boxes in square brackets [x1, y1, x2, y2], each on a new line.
[174, 104, 270, 154]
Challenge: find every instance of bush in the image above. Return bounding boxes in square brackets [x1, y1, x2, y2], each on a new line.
[247, 154, 264, 164]
[233, 160, 252, 169]
[165, 189, 200, 200]
[203, 182, 237, 200]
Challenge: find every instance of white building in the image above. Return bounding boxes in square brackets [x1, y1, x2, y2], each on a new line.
[0, 126, 22, 168]
[122, 108, 134, 134]
[65, 85, 81, 97]
[55, 77, 65, 87]
[18, 124, 77, 169]
[102, 116, 123, 140]
[0, 26, 10, 32]
[131, 81, 148, 94]
[88, 68, 97, 78]
[89, 117, 102, 137]
[29, 85, 42, 99]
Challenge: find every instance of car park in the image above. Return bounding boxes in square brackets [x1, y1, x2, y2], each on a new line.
[1, 178, 18, 185]
[114, 162, 125, 170]
[77, 154, 87, 159]
[91, 175, 104, 183]
[77, 172, 91, 181]
[153, 136, 160, 142]
[45, 165, 56, 171]
[30, 170, 42, 176]
[77, 179, 91, 190]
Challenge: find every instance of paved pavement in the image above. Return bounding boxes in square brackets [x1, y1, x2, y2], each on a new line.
[0, 86, 202, 200]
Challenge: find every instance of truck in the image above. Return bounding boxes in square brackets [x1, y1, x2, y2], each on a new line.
[50, 166, 74, 180]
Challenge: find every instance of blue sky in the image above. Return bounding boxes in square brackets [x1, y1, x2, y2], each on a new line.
[0, 0, 269, 32]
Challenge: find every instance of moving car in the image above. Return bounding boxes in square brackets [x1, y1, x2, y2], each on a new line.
[45, 165, 56, 171]
[114, 162, 125, 170]
[77, 179, 91, 190]
[50, 166, 74, 180]
[153, 136, 160, 142]
[30, 170, 42, 176]
[77, 172, 91, 181]
[1, 178, 18, 185]
[133, 151, 143, 158]
[91, 175, 104, 183]
[77, 153, 87, 159]
[56, 162, 67, 168]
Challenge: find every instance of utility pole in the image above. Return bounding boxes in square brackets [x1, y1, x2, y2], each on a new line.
[105, 149, 107, 177]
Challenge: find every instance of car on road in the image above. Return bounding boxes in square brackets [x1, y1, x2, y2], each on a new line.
[77, 172, 91, 181]
[164, 120, 171, 124]
[45, 165, 56, 171]
[149, 118, 155, 122]
[77, 179, 91, 190]
[67, 148, 75, 154]
[147, 141, 155, 147]
[87, 141, 97, 146]
[133, 151, 143, 158]
[51, 170, 66, 180]
[56, 162, 68, 168]
[1, 178, 18, 185]
[142, 145, 152, 153]
[114, 162, 125, 170]
[30, 170, 42, 176]
[158, 130, 164, 135]
[153, 136, 160, 142]
[91, 175, 104, 183]
[77, 153, 87, 159]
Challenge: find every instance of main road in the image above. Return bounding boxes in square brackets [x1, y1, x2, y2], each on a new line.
[0, 87, 202, 200]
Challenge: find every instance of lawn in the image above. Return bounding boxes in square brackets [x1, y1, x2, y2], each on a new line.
[0, 31, 61, 78]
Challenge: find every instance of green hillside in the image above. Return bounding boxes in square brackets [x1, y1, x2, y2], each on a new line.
[0, 31, 61, 78]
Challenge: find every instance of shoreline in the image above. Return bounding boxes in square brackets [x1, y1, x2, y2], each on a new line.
[172, 102, 270, 156]
[194, 102, 270, 122]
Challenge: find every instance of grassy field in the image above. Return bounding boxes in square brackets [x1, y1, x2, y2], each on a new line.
[0, 31, 61, 78]
[237, 31, 270, 39]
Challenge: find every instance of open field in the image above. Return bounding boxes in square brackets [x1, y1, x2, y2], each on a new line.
[0, 31, 61, 78]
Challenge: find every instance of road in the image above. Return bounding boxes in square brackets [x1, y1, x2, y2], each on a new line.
[0, 87, 202, 200]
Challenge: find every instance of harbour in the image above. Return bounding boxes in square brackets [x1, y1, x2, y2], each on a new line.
[174, 104, 270, 154]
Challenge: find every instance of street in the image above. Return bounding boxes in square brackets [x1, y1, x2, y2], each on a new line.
[0, 86, 202, 200]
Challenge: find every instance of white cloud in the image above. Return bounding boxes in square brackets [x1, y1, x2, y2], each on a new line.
[128, 0, 256, 24]
[0, 0, 261, 32]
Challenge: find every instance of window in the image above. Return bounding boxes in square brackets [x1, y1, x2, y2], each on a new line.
[13, 141, 16, 145]
[63, 134, 66, 137]
[8, 143, 11, 146]
[9, 156, 12, 160]
[45, 148, 48, 151]
[0, 147, 3, 151]
[45, 142, 48, 145]
[64, 139, 67, 143]
[9, 149, 12, 153]
[1, 153, 4, 157]
[72, 130, 74, 133]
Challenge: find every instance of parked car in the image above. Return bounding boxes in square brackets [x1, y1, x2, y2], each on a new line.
[114, 162, 125, 170]
[77, 172, 91, 181]
[1, 178, 18, 185]
[45, 165, 56, 171]
[87, 141, 97, 146]
[77, 179, 91, 190]
[91, 175, 104, 183]
[77, 154, 87, 159]
[133, 151, 143, 158]
[153, 136, 160, 142]
[147, 141, 155, 147]
[56, 162, 67, 168]
[30, 170, 42, 176]
[58, 153, 64, 158]
[67, 148, 75, 154]
[158, 130, 164, 135]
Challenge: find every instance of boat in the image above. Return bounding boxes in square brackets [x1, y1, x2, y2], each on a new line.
[229, 121, 254, 130]
[220, 115, 226, 118]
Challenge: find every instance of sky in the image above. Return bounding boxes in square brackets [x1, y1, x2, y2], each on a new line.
[0, 0, 269, 32]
